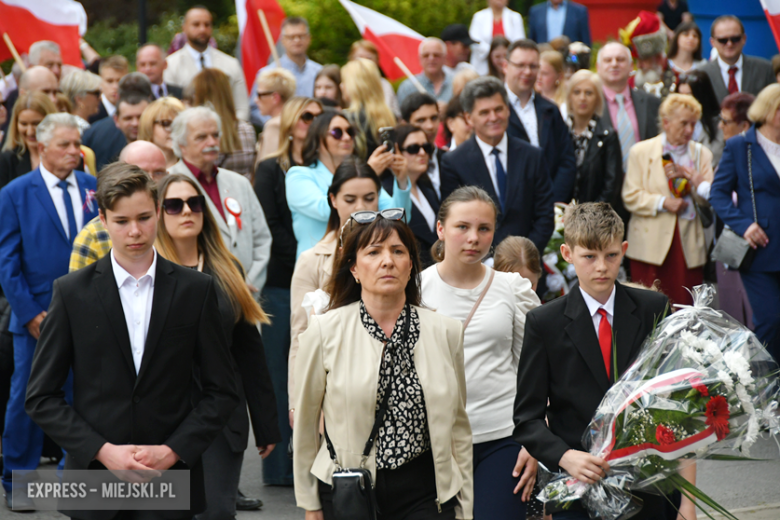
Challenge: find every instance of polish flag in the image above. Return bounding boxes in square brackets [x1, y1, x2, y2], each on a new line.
[0, 0, 87, 67]
[761, 0, 780, 52]
[339, 0, 424, 82]
[236, 0, 286, 93]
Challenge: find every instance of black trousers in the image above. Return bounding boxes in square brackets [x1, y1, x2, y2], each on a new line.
[319, 450, 457, 520]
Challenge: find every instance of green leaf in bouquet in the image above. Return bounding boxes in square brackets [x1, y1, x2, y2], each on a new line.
[702, 453, 770, 461]
[667, 473, 739, 520]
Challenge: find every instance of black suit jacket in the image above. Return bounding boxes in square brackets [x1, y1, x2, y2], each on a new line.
[700, 54, 776, 103]
[0, 88, 17, 139]
[507, 95, 577, 203]
[83, 116, 127, 171]
[600, 88, 661, 142]
[382, 175, 440, 268]
[440, 134, 554, 254]
[87, 101, 109, 124]
[0, 149, 32, 190]
[162, 83, 184, 100]
[25, 254, 240, 519]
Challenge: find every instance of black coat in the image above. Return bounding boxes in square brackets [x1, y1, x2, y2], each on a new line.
[382, 175, 440, 268]
[87, 101, 109, 124]
[82, 116, 126, 171]
[0, 149, 87, 191]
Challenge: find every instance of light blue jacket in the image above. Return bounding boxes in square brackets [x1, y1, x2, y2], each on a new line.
[286, 160, 412, 258]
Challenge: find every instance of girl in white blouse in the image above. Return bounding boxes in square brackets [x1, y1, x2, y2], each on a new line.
[419, 186, 540, 520]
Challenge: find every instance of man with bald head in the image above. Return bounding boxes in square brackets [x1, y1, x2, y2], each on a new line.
[164, 7, 249, 120]
[69, 142, 168, 272]
[396, 37, 454, 106]
[18, 67, 59, 106]
[137, 44, 183, 100]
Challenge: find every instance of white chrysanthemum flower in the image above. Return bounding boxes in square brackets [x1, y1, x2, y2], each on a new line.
[724, 351, 754, 386]
[547, 274, 566, 292]
[682, 346, 704, 365]
[741, 415, 760, 457]
[703, 340, 723, 361]
[735, 384, 755, 415]
[564, 263, 577, 281]
[718, 370, 734, 391]
[543, 253, 558, 268]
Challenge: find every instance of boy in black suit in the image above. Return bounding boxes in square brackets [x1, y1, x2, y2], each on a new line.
[513, 202, 679, 520]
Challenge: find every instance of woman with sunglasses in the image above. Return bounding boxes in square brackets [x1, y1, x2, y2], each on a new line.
[155, 174, 281, 520]
[138, 96, 187, 168]
[293, 209, 472, 520]
[420, 186, 539, 520]
[253, 96, 322, 485]
[286, 110, 411, 258]
[380, 124, 440, 268]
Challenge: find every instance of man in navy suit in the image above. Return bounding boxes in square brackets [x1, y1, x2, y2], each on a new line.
[0, 114, 99, 509]
[503, 39, 577, 204]
[527, 0, 591, 46]
[440, 76, 554, 255]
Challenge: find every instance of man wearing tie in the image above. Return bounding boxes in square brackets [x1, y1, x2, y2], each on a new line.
[0, 114, 98, 510]
[136, 44, 183, 100]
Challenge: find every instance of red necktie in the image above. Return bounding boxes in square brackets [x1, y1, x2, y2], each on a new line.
[728, 66, 738, 95]
[597, 308, 612, 379]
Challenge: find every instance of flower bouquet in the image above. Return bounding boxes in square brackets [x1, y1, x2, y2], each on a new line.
[542, 203, 578, 302]
[538, 285, 780, 520]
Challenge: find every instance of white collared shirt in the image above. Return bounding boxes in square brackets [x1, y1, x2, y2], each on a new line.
[579, 285, 616, 336]
[152, 83, 168, 99]
[427, 147, 442, 199]
[39, 164, 84, 238]
[506, 87, 539, 147]
[111, 248, 157, 374]
[101, 94, 116, 117]
[411, 188, 436, 232]
[717, 53, 743, 93]
[475, 132, 509, 197]
[186, 44, 212, 71]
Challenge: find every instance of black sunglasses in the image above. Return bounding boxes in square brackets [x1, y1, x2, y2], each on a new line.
[715, 36, 742, 45]
[340, 208, 406, 247]
[300, 111, 318, 123]
[402, 143, 434, 156]
[162, 196, 206, 215]
[329, 127, 356, 140]
[155, 119, 173, 129]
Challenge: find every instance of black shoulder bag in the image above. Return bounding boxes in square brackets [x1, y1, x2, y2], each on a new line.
[323, 305, 411, 520]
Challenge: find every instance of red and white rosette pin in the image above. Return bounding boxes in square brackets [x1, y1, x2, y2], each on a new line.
[225, 197, 242, 229]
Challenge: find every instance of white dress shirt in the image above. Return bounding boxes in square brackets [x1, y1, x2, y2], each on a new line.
[756, 129, 780, 180]
[39, 164, 84, 238]
[717, 53, 743, 93]
[506, 87, 539, 147]
[475, 133, 509, 198]
[186, 44, 212, 71]
[101, 94, 116, 117]
[411, 187, 436, 232]
[111, 248, 157, 374]
[152, 83, 169, 99]
[579, 285, 616, 335]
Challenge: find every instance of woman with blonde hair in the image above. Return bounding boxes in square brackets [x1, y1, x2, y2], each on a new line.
[138, 96, 186, 168]
[340, 58, 396, 159]
[190, 68, 257, 178]
[493, 235, 542, 291]
[256, 67, 297, 161]
[155, 173, 279, 519]
[59, 69, 102, 130]
[536, 50, 566, 107]
[348, 39, 399, 116]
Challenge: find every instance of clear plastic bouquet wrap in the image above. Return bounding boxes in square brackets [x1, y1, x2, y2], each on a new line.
[538, 285, 780, 520]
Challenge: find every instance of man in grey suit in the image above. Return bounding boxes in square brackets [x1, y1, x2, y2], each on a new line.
[596, 42, 661, 170]
[700, 15, 776, 103]
[169, 107, 272, 296]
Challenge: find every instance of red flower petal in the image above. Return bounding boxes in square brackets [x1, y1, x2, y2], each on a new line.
[656, 424, 676, 445]
[705, 395, 731, 441]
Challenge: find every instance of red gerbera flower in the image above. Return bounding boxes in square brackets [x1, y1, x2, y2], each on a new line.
[690, 376, 709, 396]
[705, 395, 730, 440]
[655, 424, 676, 445]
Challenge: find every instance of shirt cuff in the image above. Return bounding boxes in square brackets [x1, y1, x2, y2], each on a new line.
[697, 181, 711, 201]
[657, 196, 666, 212]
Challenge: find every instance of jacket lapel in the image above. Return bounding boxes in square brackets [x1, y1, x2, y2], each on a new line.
[630, 89, 648, 140]
[503, 138, 525, 207]
[75, 172, 99, 223]
[707, 63, 729, 102]
[135, 257, 177, 386]
[508, 104, 530, 142]
[93, 255, 136, 377]
[745, 127, 780, 191]
[535, 101, 550, 149]
[612, 283, 642, 377]
[215, 170, 238, 242]
[465, 137, 500, 204]
[30, 169, 69, 243]
[564, 287, 610, 393]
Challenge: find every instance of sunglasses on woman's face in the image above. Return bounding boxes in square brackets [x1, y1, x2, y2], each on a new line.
[300, 111, 319, 124]
[329, 127, 356, 140]
[402, 143, 434, 156]
[162, 196, 207, 215]
[340, 208, 407, 247]
[155, 119, 174, 130]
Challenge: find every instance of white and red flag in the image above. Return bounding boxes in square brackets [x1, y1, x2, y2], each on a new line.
[762, 0, 780, 52]
[339, 0, 424, 82]
[0, 0, 87, 67]
[236, 0, 286, 93]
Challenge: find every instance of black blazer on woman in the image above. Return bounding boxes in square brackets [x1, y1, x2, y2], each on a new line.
[382, 175, 440, 267]
[0, 149, 32, 190]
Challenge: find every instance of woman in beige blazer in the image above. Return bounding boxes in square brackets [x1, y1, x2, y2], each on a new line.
[622, 93, 714, 305]
[293, 213, 473, 520]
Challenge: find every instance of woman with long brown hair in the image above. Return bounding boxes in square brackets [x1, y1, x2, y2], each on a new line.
[155, 173, 280, 520]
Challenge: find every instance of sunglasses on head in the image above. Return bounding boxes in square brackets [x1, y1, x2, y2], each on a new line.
[162, 196, 206, 215]
[340, 208, 406, 247]
[402, 143, 434, 156]
[155, 119, 173, 129]
[300, 111, 318, 123]
[329, 127, 356, 140]
[715, 36, 742, 45]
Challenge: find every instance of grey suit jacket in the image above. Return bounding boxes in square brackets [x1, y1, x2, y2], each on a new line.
[700, 55, 776, 103]
[600, 87, 661, 142]
[170, 160, 272, 295]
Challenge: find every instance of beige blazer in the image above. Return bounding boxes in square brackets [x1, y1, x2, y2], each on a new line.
[293, 302, 473, 519]
[163, 47, 250, 121]
[287, 232, 337, 402]
[622, 135, 714, 268]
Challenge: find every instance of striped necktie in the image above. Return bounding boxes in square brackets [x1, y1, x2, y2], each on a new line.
[615, 93, 637, 171]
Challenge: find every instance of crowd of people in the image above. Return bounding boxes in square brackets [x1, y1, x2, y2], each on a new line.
[0, 1, 778, 519]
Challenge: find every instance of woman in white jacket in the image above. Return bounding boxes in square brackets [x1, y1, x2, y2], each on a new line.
[469, 0, 525, 75]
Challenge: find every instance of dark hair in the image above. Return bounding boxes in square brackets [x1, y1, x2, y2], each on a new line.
[315, 64, 344, 107]
[301, 109, 347, 167]
[668, 22, 703, 61]
[392, 123, 426, 150]
[488, 36, 510, 78]
[325, 157, 381, 234]
[118, 72, 153, 99]
[677, 70, 719, 140]
[460, 76, 509, 114]
[317, 97, 340, 108]
[116, 93, 150, 117]
[507, 38, 540, 57]
[721, 92, 756, 125]
[96, 162, 158, 213]
[400, 92, 438, 122]
[443, 96, 465, 142]
[327, 217, 422, 310]
[711, 15, 744, 37]
[282, 16, 309, 32]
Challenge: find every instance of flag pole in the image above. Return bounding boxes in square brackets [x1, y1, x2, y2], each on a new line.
[257, 10, 281, 68]
[2, 33, 27, 73]
[393, 57, 426, 93]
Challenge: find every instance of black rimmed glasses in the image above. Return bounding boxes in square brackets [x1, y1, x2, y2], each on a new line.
[401, 143, 434, 156]
[162, 196, 206, 215]
[329, 127, 356, 140]
[339, 208, 407, 247]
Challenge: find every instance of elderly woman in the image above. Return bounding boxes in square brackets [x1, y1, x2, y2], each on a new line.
[138, 96, 186, 168]
[58, 70, 102, 132]
[256, 67, 297, 161]
[711, 85, 780, 362]
[565, 70, 624, 217]
[622, 93, 714, 306]
[293, 212, 473, 520]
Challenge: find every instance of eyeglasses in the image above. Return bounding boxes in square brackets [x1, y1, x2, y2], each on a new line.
[718, 114, 736, 125]
[283, 33, 309, 41]
[154, 119, 173, 129]
[339, 208, 407, 247]
[256, 91, 276, 98]
[300, 111, 318, 123]
[329, 127, 356, 140]
[162, 196, 206, 215]
[402, 143, 434, 156]
[506, 59, 539, 71]
[715, 36, 743, 45]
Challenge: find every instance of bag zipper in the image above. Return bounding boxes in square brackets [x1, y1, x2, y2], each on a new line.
[435, 498, 441, 513]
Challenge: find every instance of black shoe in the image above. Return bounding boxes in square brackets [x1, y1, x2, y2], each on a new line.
[4, 491, 36, 512]
[236, 489, 263, 511]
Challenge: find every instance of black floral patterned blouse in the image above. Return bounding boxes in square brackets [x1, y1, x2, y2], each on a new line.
[359, 301, 431, 470]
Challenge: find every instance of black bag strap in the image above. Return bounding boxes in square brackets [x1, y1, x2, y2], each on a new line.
[325, 304, 412, 469]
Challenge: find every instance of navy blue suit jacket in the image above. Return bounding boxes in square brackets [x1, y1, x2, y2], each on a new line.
[528, 1, 591, 46]
[711, 127, 780, 272]
[82, 117, 126, 171]
[0, 168, 98, 334]
[440, 134, 554, 253]
[507, 95, 577, 203]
